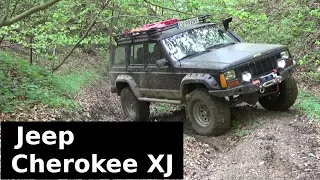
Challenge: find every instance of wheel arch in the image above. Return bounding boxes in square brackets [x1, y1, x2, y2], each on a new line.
[115, 75, 141, 98]
[180, 73, 221, 103]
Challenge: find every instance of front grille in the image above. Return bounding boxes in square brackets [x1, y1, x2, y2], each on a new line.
[237, 53, 281, 78]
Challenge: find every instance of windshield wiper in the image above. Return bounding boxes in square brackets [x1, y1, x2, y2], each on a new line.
[206, 42, 236, 50]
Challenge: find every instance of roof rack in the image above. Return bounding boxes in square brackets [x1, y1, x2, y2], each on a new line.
[114, 15, 212, 41]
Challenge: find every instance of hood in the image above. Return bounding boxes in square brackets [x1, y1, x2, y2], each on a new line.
[176, 43, 286, 70]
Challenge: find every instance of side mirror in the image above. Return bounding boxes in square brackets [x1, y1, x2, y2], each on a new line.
[156, 58, 168, 68]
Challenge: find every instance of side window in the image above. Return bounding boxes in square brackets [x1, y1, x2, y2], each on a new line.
[148, 43, 156, 54]
[148, 42, 163, 65]
[114, 46, 126, 66]
[130, 44, 144, 65]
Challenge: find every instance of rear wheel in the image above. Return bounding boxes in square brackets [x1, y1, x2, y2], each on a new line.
[185, 89, 231, 136]
[259, 76, 298, 111]
[120, 87, 150, 121]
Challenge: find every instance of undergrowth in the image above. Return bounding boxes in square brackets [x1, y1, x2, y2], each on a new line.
[294, 89, 320, 120]
[0, 51, 98, 113]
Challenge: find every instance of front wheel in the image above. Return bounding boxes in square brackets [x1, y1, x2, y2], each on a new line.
[120, 87, 150, 121]
[259, 76, 298, 111]
[185, 89, 231, 136]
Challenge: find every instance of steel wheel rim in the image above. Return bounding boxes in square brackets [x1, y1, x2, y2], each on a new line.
[193, 101, 211, 127]
[124, 96, 135, 116]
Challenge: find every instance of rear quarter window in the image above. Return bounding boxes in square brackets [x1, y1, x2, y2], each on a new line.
[113, 46, 126, 66]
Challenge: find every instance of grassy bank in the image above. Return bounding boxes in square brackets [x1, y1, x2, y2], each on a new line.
[0, 51, 99, 113]
[294, 89, 320, 120]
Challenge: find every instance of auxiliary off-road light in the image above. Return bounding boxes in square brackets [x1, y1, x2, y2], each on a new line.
[280, 51, 289, 59]
[242, 72, 252, 82]
[277, 59, 286, 68]
[224, 70, 236, 81]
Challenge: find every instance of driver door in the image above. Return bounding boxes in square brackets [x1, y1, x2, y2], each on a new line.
[144, 42, 180, 100]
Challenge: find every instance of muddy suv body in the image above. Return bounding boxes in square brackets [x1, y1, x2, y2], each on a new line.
[109, 16, 298, 136]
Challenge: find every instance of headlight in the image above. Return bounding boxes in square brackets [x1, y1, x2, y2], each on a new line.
[224, 70, 236, 81]
[277, 59, 286, 68]
[280, 51, 289, 59]
[242, 71, 252, 82]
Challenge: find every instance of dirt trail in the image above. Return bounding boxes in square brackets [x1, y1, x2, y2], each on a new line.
[184, 111, 320, 180]
[67, 79, 319, 180]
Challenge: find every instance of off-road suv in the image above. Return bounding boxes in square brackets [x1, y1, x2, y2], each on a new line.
[109, 15, 298, 136]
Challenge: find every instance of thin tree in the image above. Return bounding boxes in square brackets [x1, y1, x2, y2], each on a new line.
[0, 0, 61, 27]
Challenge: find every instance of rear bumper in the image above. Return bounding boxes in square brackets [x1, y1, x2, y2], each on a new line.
[209, 65, 295, 97]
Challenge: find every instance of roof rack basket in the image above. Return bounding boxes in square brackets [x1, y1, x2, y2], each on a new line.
[114, 15, 212, 41]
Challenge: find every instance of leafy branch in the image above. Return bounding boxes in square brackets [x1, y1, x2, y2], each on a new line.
[52, 0, 110, 72]
[143, 0, 196, 16]
[0, 0, 19, 44]
[0, 0, 61, 27]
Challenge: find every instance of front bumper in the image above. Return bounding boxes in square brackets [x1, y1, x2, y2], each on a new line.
[209, 65, 295, 97]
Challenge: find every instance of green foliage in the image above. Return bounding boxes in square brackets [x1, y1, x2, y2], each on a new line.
[51, 72, 98, 97]
[294, 90, 320, 120]
[1, 0, 317, 71]
[298, 50, 320, 67]
[0, 0, 110, 70]
[0, 51, 96, 113]
[233, 129, 250, 137]
[154, 103, 171, 112]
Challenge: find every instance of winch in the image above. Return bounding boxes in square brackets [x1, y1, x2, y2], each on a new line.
[252, 70, 283, 94]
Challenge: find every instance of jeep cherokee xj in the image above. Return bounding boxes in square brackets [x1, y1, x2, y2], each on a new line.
[109, 15, 298, 136]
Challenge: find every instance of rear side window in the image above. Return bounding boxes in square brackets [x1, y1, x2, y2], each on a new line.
[114, 46, 126, 66]
[130, 44, 144, 65]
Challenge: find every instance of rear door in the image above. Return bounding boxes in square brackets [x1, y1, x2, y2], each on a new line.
[127, 43, 148, 97]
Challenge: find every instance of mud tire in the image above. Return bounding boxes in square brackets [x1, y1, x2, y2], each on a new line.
[120, 87, 150, 121]
[185, 88, 231, 136]
[259, 76, 298, 111]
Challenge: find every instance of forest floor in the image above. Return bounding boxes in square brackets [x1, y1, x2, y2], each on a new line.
[3, 77, 319, 180]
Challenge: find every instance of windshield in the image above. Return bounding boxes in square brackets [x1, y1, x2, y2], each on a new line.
[162, 25, 236, 61]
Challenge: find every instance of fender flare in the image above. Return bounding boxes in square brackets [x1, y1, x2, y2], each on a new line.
[115, 75, 141, 98]
[180, 73, 220, 101]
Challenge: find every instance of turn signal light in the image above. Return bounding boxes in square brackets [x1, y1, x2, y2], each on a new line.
[227, 80, 240, 88]
[220, 74, 228, 88]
